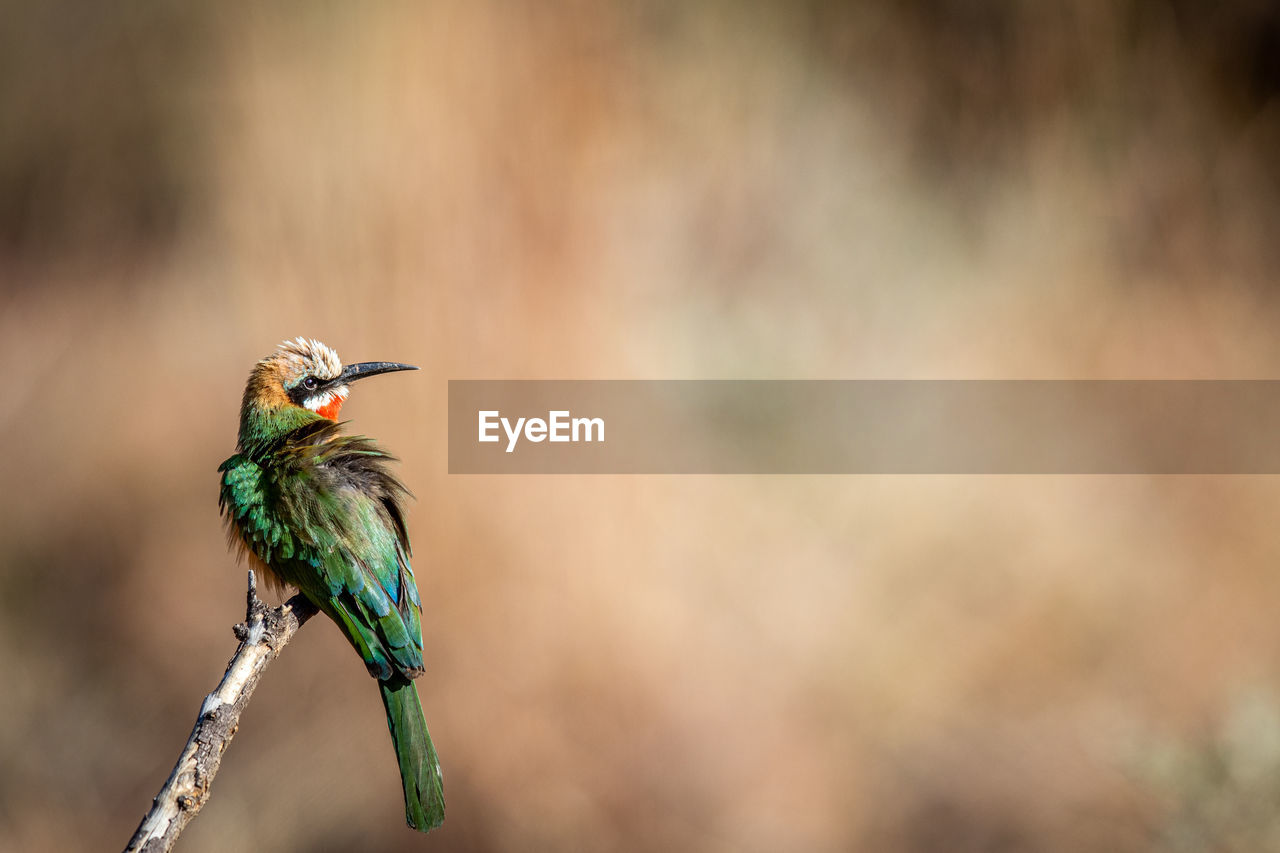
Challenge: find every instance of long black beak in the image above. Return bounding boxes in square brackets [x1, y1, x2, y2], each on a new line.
[337, 361, 419, 384]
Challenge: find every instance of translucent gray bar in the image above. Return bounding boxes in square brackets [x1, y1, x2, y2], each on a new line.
[447, 380, 1280, 473]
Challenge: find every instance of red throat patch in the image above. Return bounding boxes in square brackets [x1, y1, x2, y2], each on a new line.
[316, 398, 344, 420]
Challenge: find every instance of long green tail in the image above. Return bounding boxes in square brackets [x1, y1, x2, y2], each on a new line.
[379, 677, 445, 832]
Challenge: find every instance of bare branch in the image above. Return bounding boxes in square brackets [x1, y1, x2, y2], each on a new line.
[124, 571, 319, 853]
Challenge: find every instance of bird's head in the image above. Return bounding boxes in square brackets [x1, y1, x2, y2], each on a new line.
[238, 337, 416, 448]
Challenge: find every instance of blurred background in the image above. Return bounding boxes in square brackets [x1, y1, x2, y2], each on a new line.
[3, 2, 1280, 850]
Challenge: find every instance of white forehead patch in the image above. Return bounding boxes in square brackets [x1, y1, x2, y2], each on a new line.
[276, 337, 342, 381]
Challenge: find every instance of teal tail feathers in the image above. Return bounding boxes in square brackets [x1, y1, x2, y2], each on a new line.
[379, 677, 445, 832]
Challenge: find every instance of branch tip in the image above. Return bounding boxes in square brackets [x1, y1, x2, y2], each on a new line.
[124, 577, 315, 853]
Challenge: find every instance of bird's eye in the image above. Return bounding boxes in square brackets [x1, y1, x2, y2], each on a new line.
[302, 377, 319, 391]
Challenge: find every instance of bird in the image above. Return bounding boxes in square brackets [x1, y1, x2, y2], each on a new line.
[217, 337, 444, 832]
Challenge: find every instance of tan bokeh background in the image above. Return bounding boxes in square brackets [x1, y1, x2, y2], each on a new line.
[4, 3, 1280, 851]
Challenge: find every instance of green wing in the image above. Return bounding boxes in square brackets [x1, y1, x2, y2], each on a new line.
[219, 423, 424, 680]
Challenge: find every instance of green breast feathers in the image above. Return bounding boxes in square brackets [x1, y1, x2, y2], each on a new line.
[218, 420, 423, 680]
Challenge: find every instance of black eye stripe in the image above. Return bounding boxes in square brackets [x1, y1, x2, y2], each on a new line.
[287, 375, 330, 406]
